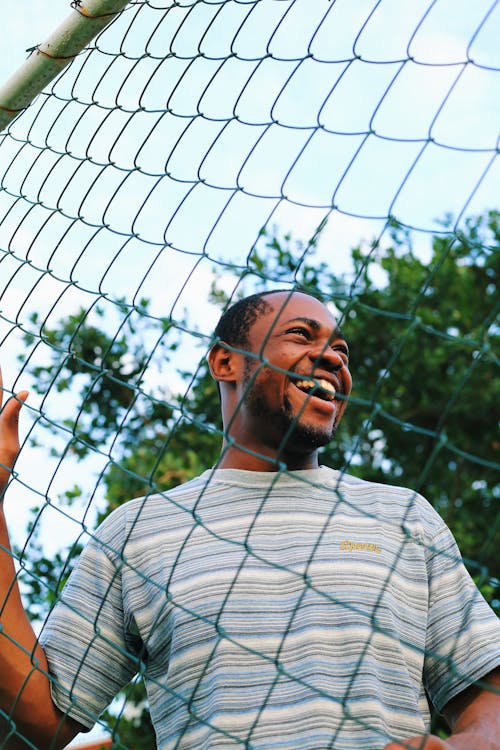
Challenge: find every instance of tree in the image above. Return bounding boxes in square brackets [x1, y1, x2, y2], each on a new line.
[14, 210, 500, 745]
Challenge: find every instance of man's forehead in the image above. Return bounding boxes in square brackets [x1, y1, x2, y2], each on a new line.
[255, 291, 342, 336]
[265, 291, 337, 325]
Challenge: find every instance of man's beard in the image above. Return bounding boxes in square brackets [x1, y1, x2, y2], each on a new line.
[242, 359, 336, 453]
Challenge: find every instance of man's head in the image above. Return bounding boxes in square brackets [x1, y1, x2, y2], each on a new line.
[209, 289, 352, 470]
[213, 291, 277, 352]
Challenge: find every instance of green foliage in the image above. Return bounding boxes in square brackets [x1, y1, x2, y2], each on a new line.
[101, 676, 157, 749]
[21, 299, 178, 458]
[17, 210, 499, 745]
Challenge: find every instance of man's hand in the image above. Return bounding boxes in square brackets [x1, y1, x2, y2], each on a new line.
[384, 670, 500, 750]
[0, 369, 83, 749]
[0, 367, 28, 496]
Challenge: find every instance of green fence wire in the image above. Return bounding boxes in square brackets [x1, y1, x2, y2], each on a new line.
[0, 0, 498, 748]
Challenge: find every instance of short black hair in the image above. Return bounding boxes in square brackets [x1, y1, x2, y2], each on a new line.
[213, 288, 321, 349]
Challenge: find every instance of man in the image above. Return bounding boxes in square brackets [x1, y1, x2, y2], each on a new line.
[0, 289, 499, 749]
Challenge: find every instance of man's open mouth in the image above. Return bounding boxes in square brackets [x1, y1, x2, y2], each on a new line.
[294, 378, 336, 402]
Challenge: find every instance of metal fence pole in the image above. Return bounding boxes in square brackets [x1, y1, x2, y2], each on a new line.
[0, 0, 131, 133]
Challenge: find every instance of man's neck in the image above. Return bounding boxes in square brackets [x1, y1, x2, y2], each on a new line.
[216, 443, 320, 472]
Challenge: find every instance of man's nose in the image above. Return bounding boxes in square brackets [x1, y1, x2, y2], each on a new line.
[309, 343, 344, 371]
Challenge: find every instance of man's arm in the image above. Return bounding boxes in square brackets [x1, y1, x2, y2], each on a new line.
[0, 372, 84, 749]
[383, 668, 500, 750]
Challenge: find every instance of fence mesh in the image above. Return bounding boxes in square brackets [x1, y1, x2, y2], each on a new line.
[0, 0, 499, 748]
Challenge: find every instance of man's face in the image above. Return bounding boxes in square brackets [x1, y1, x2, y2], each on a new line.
[235, 292, 352, 455]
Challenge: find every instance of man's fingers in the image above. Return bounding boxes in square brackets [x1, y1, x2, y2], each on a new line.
[0, 389, 28, 492]
[3, 391, 29, 422]
[1, 390, 29, 436]
[0, 366, 28, 416]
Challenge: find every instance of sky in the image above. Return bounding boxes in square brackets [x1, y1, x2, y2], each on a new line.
[1, 2, 69, 76]
[1, 0, 499, 744]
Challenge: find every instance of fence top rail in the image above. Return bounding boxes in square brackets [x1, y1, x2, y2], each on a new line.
[0, 0, 130, 133]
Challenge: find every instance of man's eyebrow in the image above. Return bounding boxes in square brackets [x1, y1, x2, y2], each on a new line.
[281, 316, 347, 342]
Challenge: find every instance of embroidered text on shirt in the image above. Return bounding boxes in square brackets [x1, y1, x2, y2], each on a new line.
[340, 540, 381, 553]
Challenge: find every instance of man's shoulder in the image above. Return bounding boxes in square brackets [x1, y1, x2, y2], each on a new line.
[336, 469, 431, 506]
[334, 470, 447, 537]
[93, 471, 212, 539]
[334, 468, 416, 501]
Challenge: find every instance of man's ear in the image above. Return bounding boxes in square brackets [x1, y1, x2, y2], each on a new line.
[208, 342, 240, 383]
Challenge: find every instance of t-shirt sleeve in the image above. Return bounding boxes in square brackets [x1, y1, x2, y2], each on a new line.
[39, 512, 140, 730]
[423, 518, 500, 713]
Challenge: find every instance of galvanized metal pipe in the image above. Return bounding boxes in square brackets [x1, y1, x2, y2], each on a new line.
[0, 0, 130, 133]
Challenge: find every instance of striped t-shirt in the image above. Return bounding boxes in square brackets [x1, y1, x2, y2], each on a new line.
[40, 467, 500, 749]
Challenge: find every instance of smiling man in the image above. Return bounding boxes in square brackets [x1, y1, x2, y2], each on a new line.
[0, 289, 499, 750]
[210, 290, 352, 469]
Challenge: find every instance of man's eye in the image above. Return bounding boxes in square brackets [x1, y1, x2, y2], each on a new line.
[333, 346, 349, 360]
[288, 327, 311, 338]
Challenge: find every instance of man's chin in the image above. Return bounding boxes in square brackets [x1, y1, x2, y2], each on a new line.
[244, 387, 336, 453]
[279, 419, 336, 453]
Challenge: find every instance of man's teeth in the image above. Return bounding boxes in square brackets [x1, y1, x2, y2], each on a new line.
[295, 378, 336, 401]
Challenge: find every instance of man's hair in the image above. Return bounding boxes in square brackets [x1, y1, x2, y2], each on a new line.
[213, 288, 321, 349]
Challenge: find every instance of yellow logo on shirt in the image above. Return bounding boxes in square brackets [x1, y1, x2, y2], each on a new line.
[340, 540, 381, 554]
